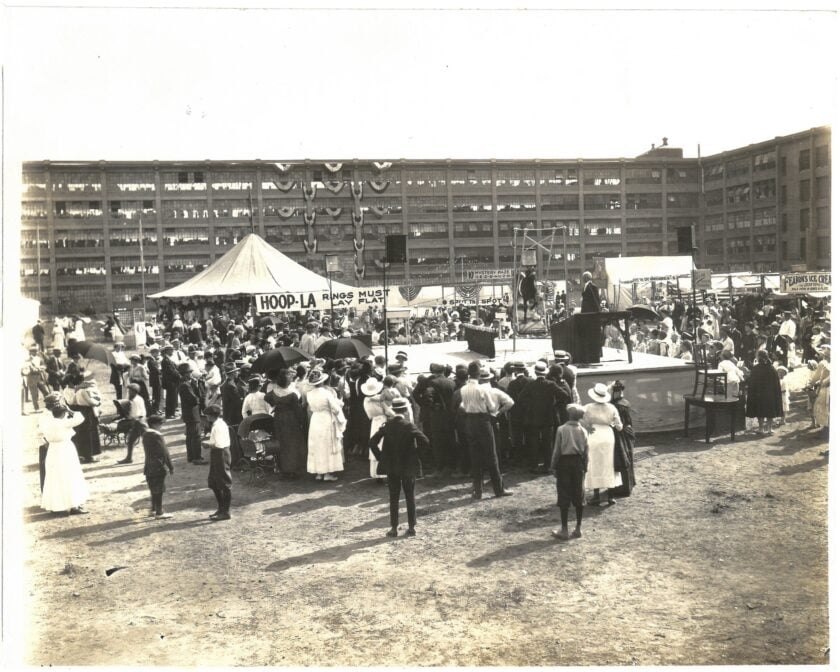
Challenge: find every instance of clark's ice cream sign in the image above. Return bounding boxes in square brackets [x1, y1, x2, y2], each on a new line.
[780, 272, 831, 294]
[256, 288, 389, 313]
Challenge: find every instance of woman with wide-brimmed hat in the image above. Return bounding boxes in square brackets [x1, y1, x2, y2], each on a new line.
[40, 392, 90, 515]
[362, 377, 390, 481]
[306, 369, 346, 482]
[582, 382, 623, 506]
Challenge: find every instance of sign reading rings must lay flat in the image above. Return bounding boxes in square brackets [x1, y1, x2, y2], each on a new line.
[780, 272, 831, 294]
[255, 288, 390, 313]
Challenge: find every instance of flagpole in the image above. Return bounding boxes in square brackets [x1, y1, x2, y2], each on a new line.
[139, 214, 147, 320]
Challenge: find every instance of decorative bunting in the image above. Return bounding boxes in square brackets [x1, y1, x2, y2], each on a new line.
[303, 184, 316, 201]
[370, 205, 387, 218]
[351, 181, 363, 201]
[324, 180, 344, 194]
[324, 162, 343, 173]
[354, 264, 366, 281]
[275, 180, 295, 192]
[353, 238, 365, 252]
[303, 211, 316, 226]
[368, 179, 390, 193]
[456, 285, 479, 300]
[352, 212, 364, 226]
[278, 206, 295, 218]
[399, 286, 422, 302]
[326, 207, 343, 218]
[373, 161, 392, 172]
[303, 239, 318, 254]
[274, 163, 292, 173]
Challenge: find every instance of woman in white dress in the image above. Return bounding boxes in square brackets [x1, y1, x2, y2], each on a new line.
[40, 394, 90, 514]
[51, 322, 66, 351]
[361, 378, 393, 481]
[306, 369, 346, 482]
[811, 345, 830, 431]
[582, 382, 623, 506]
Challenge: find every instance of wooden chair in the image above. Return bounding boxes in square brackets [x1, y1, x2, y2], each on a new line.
[692, 343, 728, 398]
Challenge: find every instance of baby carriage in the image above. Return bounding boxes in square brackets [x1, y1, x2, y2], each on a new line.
[99, 399, 134, 447]
[237, 413, 279, 483]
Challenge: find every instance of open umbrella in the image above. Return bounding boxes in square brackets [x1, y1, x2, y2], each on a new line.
[627, 304, 663, 323]
[315, 337, 374, 360]
[251, 346, 309, 373]
[67, 340, 116, 365]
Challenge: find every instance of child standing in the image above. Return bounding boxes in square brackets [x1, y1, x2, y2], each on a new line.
[776, 366, 790, 425]
[142, 415, 174, 519]
[203, 404, 233, 521]
[550, 404, 589, 541]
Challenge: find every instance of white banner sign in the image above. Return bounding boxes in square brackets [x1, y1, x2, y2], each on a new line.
[464, 269, 513, 281]
[781, 272, 831, 294]
[256, 288, 389, 313]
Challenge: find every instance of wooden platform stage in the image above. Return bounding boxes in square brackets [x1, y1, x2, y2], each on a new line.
[372, 339, 700, 434]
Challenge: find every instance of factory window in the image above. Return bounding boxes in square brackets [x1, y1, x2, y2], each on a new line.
[667, 192, 699, 209]
[539, 168, 578, 186]
[583, 194, 621, 210]
[727, 238, 750, 257]
[213, 199, 252, 219]
[23, 172, 48, 194]
[497, 198, 536, 212]
[817, 237, 831, 259]
[55, 260, 107, 276]
[753, 179, 776, 201]
[54, 201, 103, 218]
[780, 185, 787, 205]
[725, 157, 750, 179]
[625, 219, 663, 235]
[212, 172, 254, 191]
[781, 212, 788, 232]
[410, 222, 449, 239]
[753, 151, 776, 172]
[779, 156, 787, 176]
[704, 215, 724, 232]
[164, 257, 210, 274]
[704, 189, 723, 207]
[582, 169, 621, 186]
[163, 172, 207, 191]
[110, 226, 157, 247]
[404, 169, 447, 190]
[22, 201, 48, 219]
[407, 196, 448, 214]
[54, 228, 104, 248]
[725, 184, 750, 205]
[703, 163, 723, 182]
[584, 222, 621, 236]
[625, 192, 661, 210]
[815, 145, 829, 167]
[781, 241, 788, 260]
[799, 149, 811, 171]
[800, 237, 806, 259]
[817, 207, 830, 229]
[52, 171, 102, 192]
[705, 239, 723, 256]
[800, 179, 811, 202]
[496, 168, 536, 187]
[165, 200, 210, 220]
[20, 229, 50, 249]
[541, 194, 579, 211]
[452, 196, 493, 213]
[753, 207, 776, 228]
[625, 167, 662, 185]
[726, 211, 751, 230]
[666, 166, 698, 183]
[20, 261, 51, 277]
[111, 257, 158, 276]
[800, 209, 810, 231]
[162, 228, 209, 246]
[110, 171, 155, 192]
[816, 176, 830, 200]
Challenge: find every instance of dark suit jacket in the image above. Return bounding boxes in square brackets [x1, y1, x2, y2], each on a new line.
[369, 415, 429, 477]
[147, 357, 161, 387]
[581, 281, 600, 313]
[516, 376, 572, 427]
[506, 374, 532, 422]
[178, 377, 202, 423]
[221, 379, 244, 425]
[142, 428, 173, 477]
[161, 356, 180, 387]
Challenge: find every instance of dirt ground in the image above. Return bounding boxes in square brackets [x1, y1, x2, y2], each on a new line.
[18, 364, 829, 666]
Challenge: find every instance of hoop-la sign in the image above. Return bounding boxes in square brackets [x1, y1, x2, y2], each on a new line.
[780, 272, 831, 294]
[255, 288, 389, 313]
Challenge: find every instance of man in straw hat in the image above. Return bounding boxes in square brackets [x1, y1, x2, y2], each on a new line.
[369, 397, 429, 537]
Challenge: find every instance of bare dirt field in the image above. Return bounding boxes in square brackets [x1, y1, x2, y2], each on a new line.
[18, 366, 829, 666]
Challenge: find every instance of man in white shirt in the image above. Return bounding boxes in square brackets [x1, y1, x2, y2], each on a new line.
[299, 323, 318, 356]
[203, 404, 232, 521]
[460, 360, 512, 500]
[117, 383, 147, 464]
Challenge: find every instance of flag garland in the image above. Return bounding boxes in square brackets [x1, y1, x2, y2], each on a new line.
[373, 161, 392, 172]
[371, 205, 387, 218]
[368, 179, 390, 193]
[303, 211, 316, 226]
[326, 206, 343, 218]
[399, 286, 422, 302]
[274, 163, 292, 173]
[278, 206, 295, 218]
[303, 239, 318, 254]
[351, 181, 363, 201]
[324, 162, 343, 173]
[303, 184, 316, 201]
[324, 180, 344, 194]
[275, 180, 295, 192]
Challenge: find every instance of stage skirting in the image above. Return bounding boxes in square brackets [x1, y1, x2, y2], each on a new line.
[373, 341, 704, 434]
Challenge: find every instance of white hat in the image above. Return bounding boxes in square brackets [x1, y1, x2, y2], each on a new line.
[587, 383, 611, 404]
[361, 378, 384, 396]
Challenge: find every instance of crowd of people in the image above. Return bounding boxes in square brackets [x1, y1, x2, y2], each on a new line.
[24, 285, 831, 539]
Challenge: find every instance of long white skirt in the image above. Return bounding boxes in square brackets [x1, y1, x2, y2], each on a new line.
[584, 425, 622, 491]
[307, 411, 344, 475]
[41, 440, 89, 512]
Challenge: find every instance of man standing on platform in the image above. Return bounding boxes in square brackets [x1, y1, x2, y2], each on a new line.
[577, 271, 603, 364]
